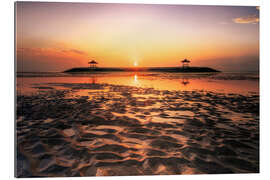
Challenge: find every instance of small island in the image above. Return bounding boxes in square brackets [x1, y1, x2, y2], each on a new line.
[64, 59, 220, 73]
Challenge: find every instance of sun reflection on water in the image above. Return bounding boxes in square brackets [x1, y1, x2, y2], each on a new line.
[134, 74, 138, 82]
[16, 72, 259, 95]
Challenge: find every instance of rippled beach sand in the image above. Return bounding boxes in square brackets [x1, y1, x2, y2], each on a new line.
[16, 76, 259, 177]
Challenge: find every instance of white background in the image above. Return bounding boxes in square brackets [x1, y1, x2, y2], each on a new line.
[1, 0, 269, 179]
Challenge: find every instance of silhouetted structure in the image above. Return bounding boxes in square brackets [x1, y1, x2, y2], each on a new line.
[181, 59, 190, 68]
[88, 60, 98, 69]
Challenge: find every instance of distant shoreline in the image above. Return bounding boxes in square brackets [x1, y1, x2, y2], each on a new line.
[64, 67, 220, 73]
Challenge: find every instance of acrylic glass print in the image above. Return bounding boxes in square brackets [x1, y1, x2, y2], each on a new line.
[15, 2, 259, 177]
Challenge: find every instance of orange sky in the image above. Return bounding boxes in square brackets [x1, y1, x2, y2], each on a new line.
[16, 2, 259, 72]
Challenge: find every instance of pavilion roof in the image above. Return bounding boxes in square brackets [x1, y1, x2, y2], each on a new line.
[181, 59, 190, 63]
[88, 60, 98, 64]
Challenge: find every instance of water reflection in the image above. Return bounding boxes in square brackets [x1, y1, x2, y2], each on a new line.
[181, 77, 190, 86]
[134, 74, 138, 82]
[16, 72, 259, 95]
[90, 75, 97, 84]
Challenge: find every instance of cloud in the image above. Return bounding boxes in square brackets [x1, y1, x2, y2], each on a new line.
[17, 47, 87, 57]
[233, 14, 259, 24]
[61, 49, 86, 55]
[16, 47, 88, 72]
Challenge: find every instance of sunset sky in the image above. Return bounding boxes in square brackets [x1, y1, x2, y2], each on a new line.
[16, 2, 259, 72]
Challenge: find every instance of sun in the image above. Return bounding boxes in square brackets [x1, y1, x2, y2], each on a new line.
[134, 61, 138, 67]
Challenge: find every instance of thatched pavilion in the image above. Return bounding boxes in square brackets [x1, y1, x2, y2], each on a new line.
[88, 60, 98, 68]
[181, 59, 190, 68]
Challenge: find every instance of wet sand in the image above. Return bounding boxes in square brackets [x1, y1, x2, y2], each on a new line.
[16, 80, 259, 177]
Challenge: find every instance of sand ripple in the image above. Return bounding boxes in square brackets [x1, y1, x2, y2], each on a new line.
[16, 83, 259, 177]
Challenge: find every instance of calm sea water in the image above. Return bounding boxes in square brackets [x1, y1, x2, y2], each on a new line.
[16, 72, 259, 95]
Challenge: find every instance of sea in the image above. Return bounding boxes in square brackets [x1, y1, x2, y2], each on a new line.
[16, 71, 259, 95]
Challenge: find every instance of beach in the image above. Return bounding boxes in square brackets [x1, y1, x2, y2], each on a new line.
[16, 72, 259, 177]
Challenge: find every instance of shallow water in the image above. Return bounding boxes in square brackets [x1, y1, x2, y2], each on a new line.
[16, 72, 259, 177]
[17, 72, 259, 95]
